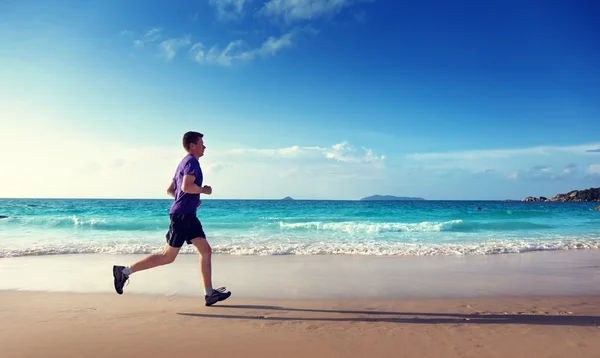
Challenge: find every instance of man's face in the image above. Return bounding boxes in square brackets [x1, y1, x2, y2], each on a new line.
[191, 137, 206, 158]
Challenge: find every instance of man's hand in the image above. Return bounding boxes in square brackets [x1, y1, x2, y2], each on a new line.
[202, 185, 212, 195]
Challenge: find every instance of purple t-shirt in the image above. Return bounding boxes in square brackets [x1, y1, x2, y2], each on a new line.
[169, 154, 203, 214]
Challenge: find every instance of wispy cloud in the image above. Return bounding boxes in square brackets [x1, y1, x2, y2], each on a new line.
[133, 27, 163, 47]
[189, 43, 206, 63]
[326, 141, 384, 163]
[587, 148, 600, 153]
[228, 145, 320, 157]
[407, 143, 600, 161]
[126, 24, 316, 66]
[588, 164, 600, 175]
[160, 36, 192, 61]
[260, 0, 365, 22]
[125, 0, 369, 67]
[403, 143, 600, 185]
[228, 141, 384, 164]
[191, 26, 316, 66]
[210, 0, 248, 21]
[506, 164, 577, 182]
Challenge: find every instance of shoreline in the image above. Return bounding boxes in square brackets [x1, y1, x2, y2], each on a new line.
[2, 249, 600, 299]
[2, 237, 600, 257]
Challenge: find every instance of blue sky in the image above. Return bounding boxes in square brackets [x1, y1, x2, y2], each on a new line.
[1, 0, 599, 200]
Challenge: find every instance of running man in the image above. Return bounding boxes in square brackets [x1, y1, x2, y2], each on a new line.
[112, 131, 231, 306]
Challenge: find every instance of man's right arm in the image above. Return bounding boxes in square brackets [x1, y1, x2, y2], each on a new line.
[182, 175, 211, 194]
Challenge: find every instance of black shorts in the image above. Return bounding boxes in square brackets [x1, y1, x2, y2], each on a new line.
[165, 214, 206, 248]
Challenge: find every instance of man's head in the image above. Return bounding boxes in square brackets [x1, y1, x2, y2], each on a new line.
[183, 131, 205, 158]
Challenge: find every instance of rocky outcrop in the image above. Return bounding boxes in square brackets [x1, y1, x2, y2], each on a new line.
[522, 188, 600, 202]
[522, 196, 548, 202]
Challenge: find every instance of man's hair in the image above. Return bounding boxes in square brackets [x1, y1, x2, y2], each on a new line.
[182, 131, 204, 151]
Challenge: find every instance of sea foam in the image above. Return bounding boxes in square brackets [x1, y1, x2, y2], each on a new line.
[279, 220, 462, 233]
[2, 237, 599, 258]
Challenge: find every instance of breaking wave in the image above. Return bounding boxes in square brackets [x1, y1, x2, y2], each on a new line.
[0, 215, 167, 231]
[279, 220, 462, 233]
[278, 219, 555, 233]
[2, 238, 599, 258]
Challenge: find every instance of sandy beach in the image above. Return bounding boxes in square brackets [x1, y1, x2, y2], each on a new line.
[1, 291, 599, 358]
[1, 250, 600, 357]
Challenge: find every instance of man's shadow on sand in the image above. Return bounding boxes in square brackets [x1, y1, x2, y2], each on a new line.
[177, 304, 600, 327]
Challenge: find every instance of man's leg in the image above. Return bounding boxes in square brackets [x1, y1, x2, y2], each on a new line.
[112, 244, 180, 295]
[191, 237, 231, 306]
[130, 244, 180, 273]
[191, 237, 212, 292]
[113, 213, 186, 295]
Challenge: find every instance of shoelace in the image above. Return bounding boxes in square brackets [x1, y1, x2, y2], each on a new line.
[211, 287, 227, 296]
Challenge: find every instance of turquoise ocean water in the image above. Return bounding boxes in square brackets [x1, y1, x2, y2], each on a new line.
[0, 199, 599, 257]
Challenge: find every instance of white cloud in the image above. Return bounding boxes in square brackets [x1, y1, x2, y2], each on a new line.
[133, 27, 163, 47]
[407, 143, 600, 161]
[160, 37, 192, 61]
[125, 0, 367, 66]
[1, 112, 595, 200]
[402, 143, 600, 188]
[0, 135, 382, 198]
[260, 0, 363, 22]
[326, 141, 384, 163]
[228, 141, 384, 165]
[191, 27, 315, 66]
[196, 39, 247, 67]
[209, 0, 248, 21]
[497, 164, 577, 182]
[588, 164, 600, 175]
[126, 25, 311, 65]
[190, 43, 206, 63]
[228, 145, 320, 157]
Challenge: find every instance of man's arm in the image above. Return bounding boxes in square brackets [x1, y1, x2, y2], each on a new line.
[167, 180, 176, 198]
[182, 175, 211, 194]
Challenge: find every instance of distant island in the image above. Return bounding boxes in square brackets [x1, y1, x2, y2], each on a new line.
[360, 195, 425, 201]
[281, 196, 294, 201]
[520, 187, 600, 202]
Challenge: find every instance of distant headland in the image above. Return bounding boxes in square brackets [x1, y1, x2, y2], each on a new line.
[360, 195, 425, 201]
[516, 187, 600, 202]
[281, 196, 294, 201]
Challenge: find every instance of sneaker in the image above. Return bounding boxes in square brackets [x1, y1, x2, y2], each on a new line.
[205, 287, 231, 306]
[113, 265, 129, 295]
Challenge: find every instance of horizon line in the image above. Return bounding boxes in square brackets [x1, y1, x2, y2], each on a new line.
[0, 196, 542, 202]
